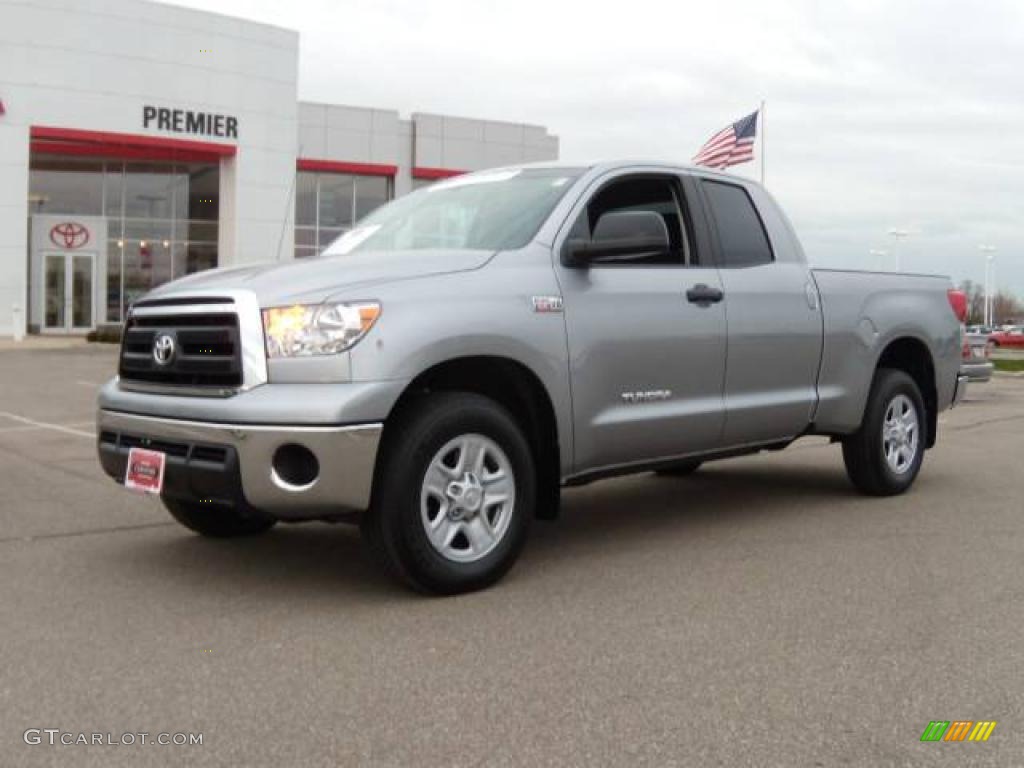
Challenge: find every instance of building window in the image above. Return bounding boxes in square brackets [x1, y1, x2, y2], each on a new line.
[112, 162, 219, 320]
[294, 171, 392, 258]
[28, 158, 220, 323]
[28, 158, 104, 215]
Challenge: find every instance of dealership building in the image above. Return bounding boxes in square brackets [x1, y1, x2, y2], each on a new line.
[0, 0, 559, 337]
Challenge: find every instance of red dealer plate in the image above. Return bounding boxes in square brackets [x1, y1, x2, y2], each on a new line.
[124, 447, 166, 494]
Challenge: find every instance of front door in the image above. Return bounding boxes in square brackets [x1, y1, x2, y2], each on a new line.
[42, 252, 96, 333]
[557, 172, 727, 475]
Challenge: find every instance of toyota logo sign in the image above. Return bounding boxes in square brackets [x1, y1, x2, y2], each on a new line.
[152, 334, 176, 366]
[49, 222, 90, 250]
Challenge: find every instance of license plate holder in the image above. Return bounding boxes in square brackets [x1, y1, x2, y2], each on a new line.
[125, 447, 166, 494]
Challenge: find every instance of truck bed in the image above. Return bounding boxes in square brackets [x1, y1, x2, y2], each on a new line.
[810, 269, 961, 434]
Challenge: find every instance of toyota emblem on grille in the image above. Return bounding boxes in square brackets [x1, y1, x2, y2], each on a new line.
[152, 334, 176, 366]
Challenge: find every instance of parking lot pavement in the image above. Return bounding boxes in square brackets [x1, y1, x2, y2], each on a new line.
[2, 345, 1023, 767]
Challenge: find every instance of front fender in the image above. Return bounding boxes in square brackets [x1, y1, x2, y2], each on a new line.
[347, 249, 573, 473]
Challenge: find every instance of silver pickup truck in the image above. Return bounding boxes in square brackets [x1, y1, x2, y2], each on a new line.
[98, 161, 967, 593]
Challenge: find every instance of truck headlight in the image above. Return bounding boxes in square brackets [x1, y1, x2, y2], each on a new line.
[262, 301, 381, 358]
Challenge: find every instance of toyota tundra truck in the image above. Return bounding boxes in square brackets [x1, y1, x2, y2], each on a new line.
[97, 162, 967, 594]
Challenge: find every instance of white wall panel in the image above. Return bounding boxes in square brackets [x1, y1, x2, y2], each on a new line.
[482, 143, 526, 167]
[325, 129, 373, 162]
[441, 139, 486, 170]
[442, 116, 485, 141]
[413, 135, 444, 169]
[412, 113, 442, 137]
[484, 121, 525, 145]
[0, 121, 30, 338]
[326, 106, 373, 133]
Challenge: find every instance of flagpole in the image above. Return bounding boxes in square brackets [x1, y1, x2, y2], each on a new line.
[760, 99, 766, 186]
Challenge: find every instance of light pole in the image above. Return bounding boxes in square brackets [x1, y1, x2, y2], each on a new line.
[869, 249, 888, 271]
[888, 229, 909, 271]
[978, 245, 996, 326]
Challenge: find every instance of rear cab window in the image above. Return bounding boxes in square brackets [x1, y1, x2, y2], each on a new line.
[701, 180, 773, 267]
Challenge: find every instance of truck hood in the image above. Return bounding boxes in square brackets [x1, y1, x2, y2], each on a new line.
[144, 249, 495, 306]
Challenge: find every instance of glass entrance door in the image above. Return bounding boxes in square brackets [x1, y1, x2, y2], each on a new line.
[42, 252, 95, 333]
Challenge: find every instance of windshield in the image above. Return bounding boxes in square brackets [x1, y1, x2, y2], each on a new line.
[322, 167, 583, 255]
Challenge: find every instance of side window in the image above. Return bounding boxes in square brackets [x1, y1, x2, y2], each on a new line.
[570, 176, 695, 266]
[702, 180, 773, 267]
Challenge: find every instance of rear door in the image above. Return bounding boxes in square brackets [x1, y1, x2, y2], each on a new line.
[697, 178, 822, 445]
[556, 171, 727, 474]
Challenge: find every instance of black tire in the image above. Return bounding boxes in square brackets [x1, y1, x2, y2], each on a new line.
[654, 459, 703, 477]
[362, 392, 535, 595]
[842, 368, 927, 496]
[162, 498, 276, 538]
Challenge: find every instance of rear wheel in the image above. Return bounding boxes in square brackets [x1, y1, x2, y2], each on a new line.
[362, 392, 534, 595]
[162, 498, 276, 537]
[655, 459, 703, 477]
[842, 369, 927, 496]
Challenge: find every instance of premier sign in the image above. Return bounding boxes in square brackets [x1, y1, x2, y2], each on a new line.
[143, 105, 238, 139]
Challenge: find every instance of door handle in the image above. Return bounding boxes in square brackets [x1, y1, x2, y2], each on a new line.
[686, 284, 724, 305]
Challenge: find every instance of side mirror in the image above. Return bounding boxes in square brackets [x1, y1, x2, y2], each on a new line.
[562, 210, 670, 267]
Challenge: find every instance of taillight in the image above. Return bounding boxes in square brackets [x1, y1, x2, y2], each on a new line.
[947, 289, 967, 322]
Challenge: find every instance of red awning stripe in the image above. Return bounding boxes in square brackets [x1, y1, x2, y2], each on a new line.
[30, 140, 224, 164]
[412, 166, 467, 180]
[296, 158, 398, 176]
[30, 125, 236, 159]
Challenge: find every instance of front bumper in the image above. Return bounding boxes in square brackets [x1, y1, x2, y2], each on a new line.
[98, 410, 382, 520]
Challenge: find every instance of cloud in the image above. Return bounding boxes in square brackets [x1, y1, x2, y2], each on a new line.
[169, 0, 1024, 296]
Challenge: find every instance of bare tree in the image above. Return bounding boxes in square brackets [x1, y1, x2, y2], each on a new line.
[992, 291, 1023, 326]
[957, 280, 986, 325]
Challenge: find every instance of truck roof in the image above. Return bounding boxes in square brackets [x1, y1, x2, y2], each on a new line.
[468, 159, 765, 188]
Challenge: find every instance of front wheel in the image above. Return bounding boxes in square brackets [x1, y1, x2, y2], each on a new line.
[362, 392, 535, 595]
[842, 369, 927, 496]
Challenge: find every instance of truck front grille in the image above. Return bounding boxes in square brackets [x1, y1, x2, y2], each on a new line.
[119, 307, 244, 390]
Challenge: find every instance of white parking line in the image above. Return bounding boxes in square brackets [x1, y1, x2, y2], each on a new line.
[0, 420, 95, 435]
[0, 412, 96, 439]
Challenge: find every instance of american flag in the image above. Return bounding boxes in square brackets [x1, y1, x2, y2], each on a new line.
[692, 110, 758, 169]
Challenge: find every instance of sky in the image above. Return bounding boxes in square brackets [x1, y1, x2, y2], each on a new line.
[172, 0, 1024, 298]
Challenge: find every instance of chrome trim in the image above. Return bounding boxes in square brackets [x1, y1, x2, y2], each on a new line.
[126, 289, 268, 395]
[98, 409, 382, 518]
[100, 412, 382, 435]
[152, 333, 176, 366]
[620, 389, 672, 404]
[115, 377, 240, 399]
[271, 467, 319, 494]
